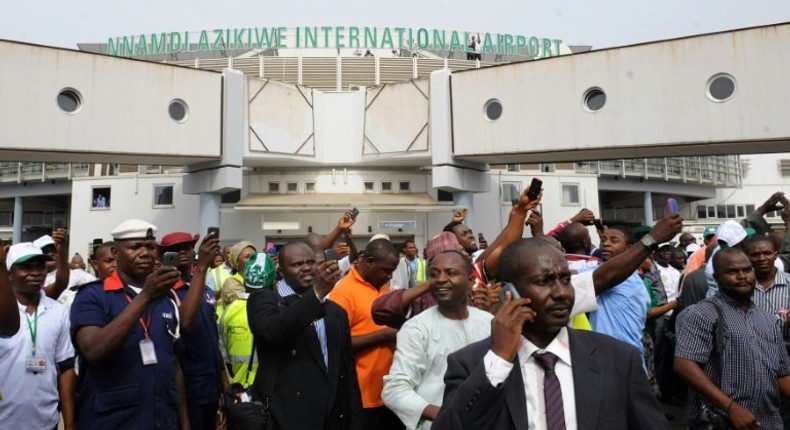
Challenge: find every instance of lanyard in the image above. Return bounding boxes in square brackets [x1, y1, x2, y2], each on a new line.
[123, 293, 153, 339]
[24, 308, 38, 356]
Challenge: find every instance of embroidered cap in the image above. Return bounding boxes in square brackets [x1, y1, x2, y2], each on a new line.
[33, 235, 55, 250]
[7, 242, 53, 270]
[425, 231, 465, 261]
[244, 253, 276, 289]
[111, 219, 157, 241]
[703, 227, 717, 238]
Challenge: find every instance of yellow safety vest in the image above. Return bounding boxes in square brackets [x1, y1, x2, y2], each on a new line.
[219, 295, 258, 387]
[402, 257, 427, 283]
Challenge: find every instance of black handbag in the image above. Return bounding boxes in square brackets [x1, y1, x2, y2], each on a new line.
[692, 404, 733, 430]
[224, 343, 275, 430]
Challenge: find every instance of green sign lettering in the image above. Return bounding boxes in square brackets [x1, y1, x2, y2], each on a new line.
[104, 26, 563, 59]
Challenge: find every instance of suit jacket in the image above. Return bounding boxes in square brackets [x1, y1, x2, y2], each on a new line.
[432, 329, 668, 430]
[248, 287, 364, 430]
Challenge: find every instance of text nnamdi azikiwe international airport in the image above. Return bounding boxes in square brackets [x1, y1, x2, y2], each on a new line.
[107, 26, 563, 58]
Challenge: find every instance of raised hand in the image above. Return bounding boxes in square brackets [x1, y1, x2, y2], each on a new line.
[650, 214, 683, 244]
[141, 267, 182, 299]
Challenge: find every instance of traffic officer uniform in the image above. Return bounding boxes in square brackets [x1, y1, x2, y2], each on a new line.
[70, 221, 182, 430]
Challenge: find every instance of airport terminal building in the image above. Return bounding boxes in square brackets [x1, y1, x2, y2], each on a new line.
[1, 24, 785, 256]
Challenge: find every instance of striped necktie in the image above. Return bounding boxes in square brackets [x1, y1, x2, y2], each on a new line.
[533, 352, 566, 430]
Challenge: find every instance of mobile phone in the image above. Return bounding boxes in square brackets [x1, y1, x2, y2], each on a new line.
[478, 232, 485, 242]
[53, 219, 64, 230]
[667, 198, 679, 215]
[593, 219, 604, 230]
[207, 227, 220, 239]
[349, 207, 359, 220]
[324, 249, 339, 261]
[527, 177, 543, 200]
[162, 251, 179, 268]
[499, 282, 522, 303]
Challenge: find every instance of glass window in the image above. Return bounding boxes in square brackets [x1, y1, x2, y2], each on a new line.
[154, 185, 174, 207]
[707, 206, 716, 218]
[305, 181, 316, 193]
[287, 182, 298, 193]
[746, 204, 755, 215]
[437, 190, 453, 202]
[399, 181, 410, 192]
[561, 184, 580, 205]
[736, 206, 745, 218]
[697, 206, 707, 219]
[91, 187, 111, 210]
[268, 182, 280, 193]
[221, 190, 241, 204]
[364, 181, 375, 192]
[382, 181, 392, 192]
[725, 205, 735, 218]
[707, 74, 736, 102]
[501, 182, 521, 204]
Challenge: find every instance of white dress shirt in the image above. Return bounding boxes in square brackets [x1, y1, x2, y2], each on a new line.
[484, 327, 577, 430]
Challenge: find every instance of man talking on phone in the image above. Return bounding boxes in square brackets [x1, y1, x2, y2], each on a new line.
[433, 238, 668, 430]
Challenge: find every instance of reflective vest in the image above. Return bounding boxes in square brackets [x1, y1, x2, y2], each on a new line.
[219, 294, 258, 387]
[402, 257, 427, 283]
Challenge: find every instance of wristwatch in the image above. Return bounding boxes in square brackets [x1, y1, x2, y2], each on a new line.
[639, 233, 659, 251]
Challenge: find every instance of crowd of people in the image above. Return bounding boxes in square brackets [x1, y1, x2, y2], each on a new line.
[3, 186, 790, 429]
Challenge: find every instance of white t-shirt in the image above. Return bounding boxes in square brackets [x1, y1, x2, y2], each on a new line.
[657, 264, 680, 316]
[47, 269, 97, 311]
[0, 293, 75, 430]
[570, 270, 599, 317]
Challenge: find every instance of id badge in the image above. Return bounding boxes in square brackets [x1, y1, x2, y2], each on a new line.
[139, 338, 158, 365]
[25, 356, 46, 373]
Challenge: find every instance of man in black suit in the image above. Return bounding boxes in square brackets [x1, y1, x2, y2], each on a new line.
[247, 241, 364, 430]
[433, 238, 668, 430]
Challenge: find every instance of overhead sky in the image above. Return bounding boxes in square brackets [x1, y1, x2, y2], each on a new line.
[1, 0, 788, 50]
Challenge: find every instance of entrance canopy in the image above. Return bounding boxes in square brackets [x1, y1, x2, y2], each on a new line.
[235, 192, 449, 212]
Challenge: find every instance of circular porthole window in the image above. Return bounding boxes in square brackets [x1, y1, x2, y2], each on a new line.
[57, 88, 82, 114]
[706, 73, 736, 102]
[484, 99, 503, 121]
[583, 87, 606, 112]
[168, 99, 189, 123]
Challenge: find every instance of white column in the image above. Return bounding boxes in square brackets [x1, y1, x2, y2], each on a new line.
[13, 196, 22, 243]
[643, 191, 654, 225]
[199, 193, 221, 235]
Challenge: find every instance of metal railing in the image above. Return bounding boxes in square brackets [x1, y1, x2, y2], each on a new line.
[0, 162, 91, 183]
[575, 155, 742, 187]
[167, 56, 495, 91]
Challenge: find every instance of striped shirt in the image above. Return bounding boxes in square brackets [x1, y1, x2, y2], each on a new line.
[676, 292, 790, 428]
[753, 269, 790, 319]
[276, 279, 328, 369]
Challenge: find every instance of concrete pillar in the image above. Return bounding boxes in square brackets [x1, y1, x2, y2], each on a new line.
[643, 191, 654, 225]
[13, 196, 22, 243]
[453, 191, 475, 231]
[199, 193, 221, 236]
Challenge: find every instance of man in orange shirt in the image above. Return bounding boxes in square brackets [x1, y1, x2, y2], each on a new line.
[331, 239, 402, 429]
[684, 227, 716, 274]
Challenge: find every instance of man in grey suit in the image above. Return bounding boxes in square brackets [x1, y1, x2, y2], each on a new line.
[433, 238, 669, 430]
